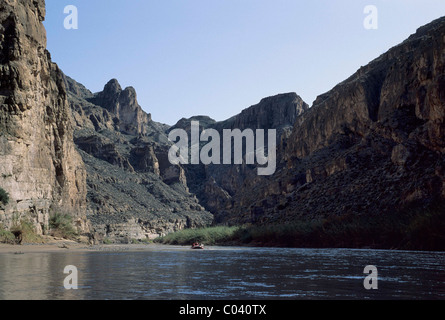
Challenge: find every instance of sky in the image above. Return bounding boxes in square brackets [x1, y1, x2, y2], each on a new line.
[44, 1, 445, 125]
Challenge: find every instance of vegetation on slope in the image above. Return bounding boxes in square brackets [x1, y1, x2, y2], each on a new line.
[0, 187, 9, 206]
[156, 201, 445, 251]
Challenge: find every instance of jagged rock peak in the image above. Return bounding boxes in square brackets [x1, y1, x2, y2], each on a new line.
[88, 79, 151, 135]
[103, 78, 122, 95]
[120, 86, 138, 104]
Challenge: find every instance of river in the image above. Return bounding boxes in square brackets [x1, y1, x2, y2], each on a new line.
[0, 246, 443, 300]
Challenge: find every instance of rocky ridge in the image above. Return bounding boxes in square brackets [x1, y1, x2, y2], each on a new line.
[66, 76, 213, 242]
[169, 93, 309, 222]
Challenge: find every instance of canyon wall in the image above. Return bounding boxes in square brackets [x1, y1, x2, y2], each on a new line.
[0, 0, 88, 234]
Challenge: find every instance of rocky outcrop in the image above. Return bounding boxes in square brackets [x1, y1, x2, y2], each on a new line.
[0, 0, 88, 234]
[66, 75, 307, 241]
[215, 93, 309, 134]
[66, 16, 445, 245]
[87, 79, 151, 136]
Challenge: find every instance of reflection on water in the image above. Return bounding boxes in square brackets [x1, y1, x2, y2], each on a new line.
[0, 247, 444, 300]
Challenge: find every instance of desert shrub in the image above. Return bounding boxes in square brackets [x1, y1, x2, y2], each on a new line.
[403, 202, 445, 251]
[0, 187, 9, 206]
[0, 224, 15, 244]
[155, 226, 240, 245]
[10, 218, 42, 244]
[49, 212, 77, 239]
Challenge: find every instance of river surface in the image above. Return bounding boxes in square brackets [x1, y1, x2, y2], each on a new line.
[0, 246, 444, 300]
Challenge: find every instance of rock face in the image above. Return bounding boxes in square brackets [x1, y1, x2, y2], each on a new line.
[172, 93, 309, 222]
[0, 0, 88, 234]
[65, 11, 445, 239]
[67, 76, 213, 243]
[218, 16, 445, 225]
[60, 15, 445, 246]
[215, 93, 309, 134]
[88, 79, 151, 136]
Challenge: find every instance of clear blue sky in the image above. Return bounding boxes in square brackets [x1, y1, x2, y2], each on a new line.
[44, 1, 445, 125]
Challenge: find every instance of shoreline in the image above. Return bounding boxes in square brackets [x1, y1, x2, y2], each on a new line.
[1, 242, 443, 254]
[0, 241, 225, 254]
[0, 242, 88, 254]
[0, 242, 174, 254]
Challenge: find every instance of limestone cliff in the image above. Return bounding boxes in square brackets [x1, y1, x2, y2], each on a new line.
[0, 0, 88, 234]
[64, 15, 445, 247]
[215, 93, 309, 134]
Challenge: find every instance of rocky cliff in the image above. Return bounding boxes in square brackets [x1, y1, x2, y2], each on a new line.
[65, 11, 445, 246]
[169, 93, 309, 222]
[0, 0, 88, 235]
[218, 16, 445, 229]
[87, 79, 151, 136]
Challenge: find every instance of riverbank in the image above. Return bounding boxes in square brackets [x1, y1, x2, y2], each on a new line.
[0, 241, 198, 254]
[0, 241, 88, 254]
[2, 201, 444, 252]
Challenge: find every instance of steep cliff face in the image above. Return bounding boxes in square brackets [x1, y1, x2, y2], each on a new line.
[66, 72, 306, 241]
[221, 17, 445, 226]
[287, 17, 445, 160]
[0, 0, 88, 233]
[64, 15, 444, 246]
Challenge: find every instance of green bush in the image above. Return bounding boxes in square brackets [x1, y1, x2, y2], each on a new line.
[0, 187, 9, 206]
[10, 219, 42, 244]
[155, 226, 240, 246]
[49, 212, 77, 239]
[0, 224, 15, 244]
[403, 202, 445, 251]
[155, 201, 445, 251]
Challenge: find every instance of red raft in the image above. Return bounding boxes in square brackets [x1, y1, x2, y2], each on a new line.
[191, 243, 204, 249]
